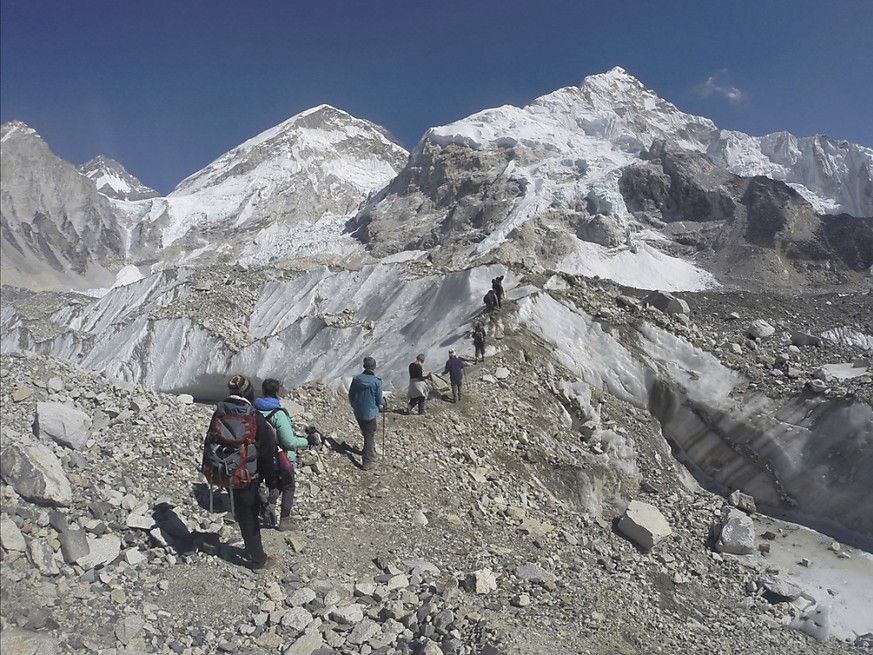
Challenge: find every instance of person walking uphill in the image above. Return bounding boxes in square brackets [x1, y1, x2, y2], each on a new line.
[443, 349, 465, 402]
[348, 356, 386, 471]
[407, 353, 432, 415]
[492, 275, 505, 308]
[202, 374, 279, 570]
[254, 378, 314, 532]
[472, 320, 487, 363]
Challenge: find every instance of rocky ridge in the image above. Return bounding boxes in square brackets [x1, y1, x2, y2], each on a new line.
[1, 272, 871, 654]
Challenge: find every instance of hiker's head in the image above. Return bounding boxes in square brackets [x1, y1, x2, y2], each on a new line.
[262, 378, 282, 398]
[227, 374, 254, 402]
[449, 349, 456, 357]
[363, 356, 377, 372]
[416, 353, 426, 363]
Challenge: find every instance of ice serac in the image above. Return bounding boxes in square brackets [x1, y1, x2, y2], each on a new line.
[78, 155, 160, 201]
[0, 122, 144, 291]
[143, 104, 409, 266]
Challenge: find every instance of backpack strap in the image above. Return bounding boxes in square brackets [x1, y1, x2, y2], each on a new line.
[265, 407, 290, 421]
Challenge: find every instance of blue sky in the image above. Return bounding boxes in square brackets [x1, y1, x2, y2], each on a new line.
[2, 1, 871, 195]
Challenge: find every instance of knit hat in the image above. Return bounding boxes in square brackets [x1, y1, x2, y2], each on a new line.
[227, 374, 253, 400]
[417, 353, 426, 362]
[448, 349, 455, 355]
[363, 356, 377, 371]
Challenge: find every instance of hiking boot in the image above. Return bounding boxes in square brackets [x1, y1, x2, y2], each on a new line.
[277, 516, 295, 532]
[251, 555, 277, 571]
[362, 460, 375, 471]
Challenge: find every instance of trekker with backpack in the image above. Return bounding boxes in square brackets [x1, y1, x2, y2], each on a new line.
[492, 275, 505, 308]
[471, 320, 487, 363]
[348, 356, 386, 471]
[254, 378, 315, 532]
[484, 289, 499, 312]
[442, 349, 465, 402]
[407, 353, 432, 415]
[201, 374, 279, 570]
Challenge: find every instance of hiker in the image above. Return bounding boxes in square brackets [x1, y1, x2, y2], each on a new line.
[407, 353, 432, 415]
[254, 378, 316, 531]
[484, 288, 499, 312]
[206, 374, 279, 569]
[492, 276, 505, 308]
[471, 320, 487, 363]
[348, 356, 386, 471]
[442, 349, 465, 402]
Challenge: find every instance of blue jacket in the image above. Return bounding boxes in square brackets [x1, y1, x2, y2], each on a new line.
[348, 370, 385, 421]
[443, 355, 465, 382]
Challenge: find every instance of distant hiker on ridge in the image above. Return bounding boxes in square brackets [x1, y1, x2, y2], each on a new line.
[407, 353, 432, 415]
[443, 349, 465, 402]
[202, 374, 279, 569]
[255, 378, 318, 531]
[484, 288, 499, 313]
[471, 320, 487, 363]
[492, 275, 505, 308]
[348, 356, 386, 471]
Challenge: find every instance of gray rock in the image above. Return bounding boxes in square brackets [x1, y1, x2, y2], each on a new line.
[0, 515, 27, 552]
[617, 500, 672, 551]
[115, 615, 146, 645]
[58, 529, 90, 564]
[791, 331, 822, 347]
[0, 627, 59, 655]
[515, 562, 557, 584]
[728, 489, 757, 514]
[282, 606, 313, 631]
[283, 630, 324, 655]
[34, 401, 91, 449]
[644, 290, 690, 316]
[715, 508, 755, 555]
[347, 617, 381, 645]
[330, 604, 364, 624]
[0, 439, 72, 506]
[465, 568, 498, 594]
[11, 387, 33, 403]
[77, 534, 121, 570]
[27, 538, 59, 575]
[746, 319, 776, 340]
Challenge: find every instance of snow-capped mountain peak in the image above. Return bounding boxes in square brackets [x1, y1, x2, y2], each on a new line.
[77, 155, 159, 201]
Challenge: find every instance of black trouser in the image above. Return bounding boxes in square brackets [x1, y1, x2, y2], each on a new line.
[232, 483, 266, 565]
[357, 418, 377, 466]
[408, 395, 426, 415]
[279, 463, 296, 518]
[474, 343, 485, 360]
[451, 378, 463, 401]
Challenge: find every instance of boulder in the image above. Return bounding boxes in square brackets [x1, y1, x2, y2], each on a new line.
[728, 489, 757, 514]
[617, 500, 672, 550]
[791, 331, 822, 347]
[0, 627, 59, 655]
[34, 401, 91, 449]
[644, 290, 690, 316]
[746, 319, 775, 340]
[0, 439, 72, 506]
[714, 508, 755, 555]
[0, 515, 26, 552]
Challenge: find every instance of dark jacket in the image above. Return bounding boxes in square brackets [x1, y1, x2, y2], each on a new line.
[409, 361, 426, 381]
[443, 356, 465, 382]
[214, 396, 279, 489]
[348, 370, 385, 421]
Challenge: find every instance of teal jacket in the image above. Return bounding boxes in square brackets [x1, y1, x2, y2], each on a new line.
[348, 370, 385, 421]
[254, 397, 309, 462]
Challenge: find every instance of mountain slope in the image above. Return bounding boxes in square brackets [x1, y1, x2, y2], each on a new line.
[0, 122, 141, 291]
[349, 68, 872, 291]
[77, 155, 159, 201]
[131, 104, 410, 268]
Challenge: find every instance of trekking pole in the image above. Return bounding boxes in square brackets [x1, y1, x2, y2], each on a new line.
[381, 408, 387, 460]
